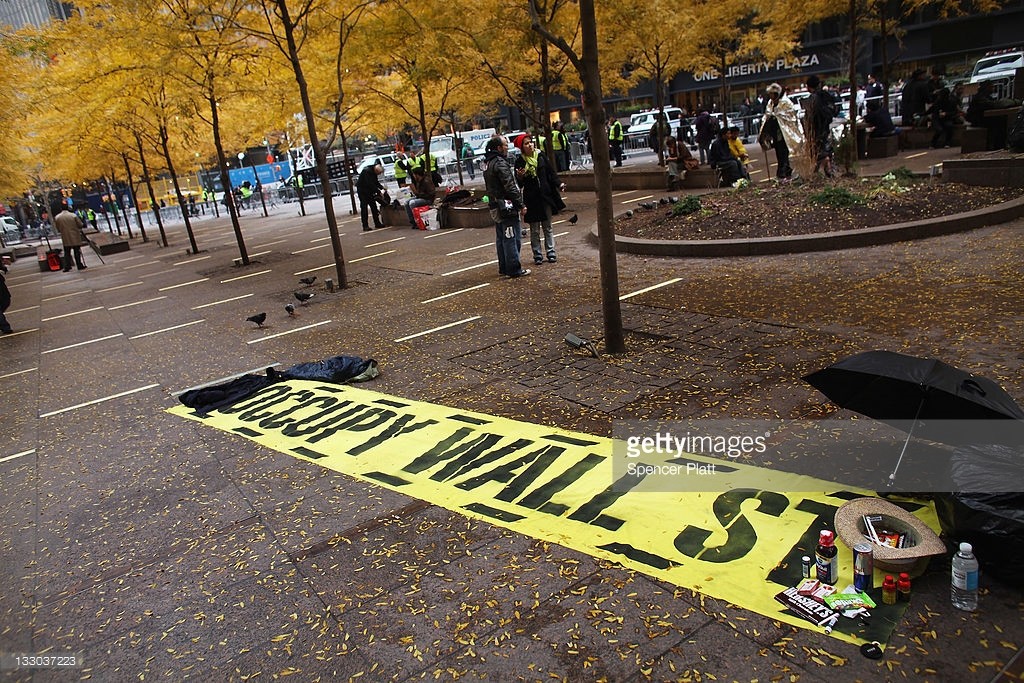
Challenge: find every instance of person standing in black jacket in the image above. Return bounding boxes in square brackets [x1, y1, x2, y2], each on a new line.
[483, 135, 530, 278]
[356, 162, 385, 231]
[0, 261, 12, 334]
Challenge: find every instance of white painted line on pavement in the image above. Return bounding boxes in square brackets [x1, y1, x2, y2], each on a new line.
[115, 255, 145, 263]
[220, 269, 271, 283]
[139, 269, 181, 279]
[7, 305, 39, 314]
[905, 152, 928, 159]
[291, 244, 330, 254]
[254, 239, 287, 248]
[441, 260, 498, 277]
[0, 449, 35, 464]
[394, 316, 481, 343]
[41, 290, 90, 302]
[108, 296, 167, 311]
[7, 281, 37, 289]
[619, 277, 683, 301]
[248, 250, 272, 258]
[247, 320, 333, 345]
[42, 306, 104, 321]
[39, 383, 160, 418]
[446, 243, 490, 257]
[0, 328, 38, 339]
[6, 273, 40, 283]
[421, 283, 490, 303]
[612, 190, 639, 198]
[97, 282, 143, 293]
[365, 237, 406, 248]
[123, 260, 163, 270]
[171, 362, 281, 396]
[350, 250, 395, 263]
[191, 293, 254, 310]
[42, 333, 124, 354]
[313, 227, 329, 234]
[128, 319, 205, 339]
[0, 367, 37, 379]
[294, 263, 334, 276]
[554, 231, 569, 238]
[173, 255, 212, 265]
[309, 236, 332, 243]
[626, 194, 654, 204]
[424, 228, 463, 239]
[158, 278, 208, 291]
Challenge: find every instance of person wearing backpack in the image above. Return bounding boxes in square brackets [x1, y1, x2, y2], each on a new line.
[483, 135, 530, 278]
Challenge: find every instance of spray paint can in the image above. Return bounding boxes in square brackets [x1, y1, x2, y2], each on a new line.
[853, 543, 874, 592]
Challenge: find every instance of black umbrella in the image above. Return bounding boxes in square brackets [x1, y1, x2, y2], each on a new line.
[804, 350, 1024, 485]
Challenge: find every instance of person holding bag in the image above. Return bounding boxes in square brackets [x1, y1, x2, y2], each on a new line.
[513, 135, 563, 265]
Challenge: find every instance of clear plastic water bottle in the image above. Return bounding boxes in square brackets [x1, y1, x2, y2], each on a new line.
[951, 542, 979, 611]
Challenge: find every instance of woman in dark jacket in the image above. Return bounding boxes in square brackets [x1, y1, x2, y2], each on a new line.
[514, 135, 564, 265]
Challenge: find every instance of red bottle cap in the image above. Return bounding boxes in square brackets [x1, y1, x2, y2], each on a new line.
[882, 575, 896, 588]
[818, 530, 835, 546]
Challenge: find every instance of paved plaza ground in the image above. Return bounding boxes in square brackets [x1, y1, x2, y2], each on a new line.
[1, 147, 1022, 681]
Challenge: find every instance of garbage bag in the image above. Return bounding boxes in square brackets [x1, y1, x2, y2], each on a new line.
[277, 355, 379, 383]
[934, 443, 1024, 585]
[178, 373, 277, 415]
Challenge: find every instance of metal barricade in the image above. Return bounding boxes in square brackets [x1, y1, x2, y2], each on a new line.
[568, 141, 591, 169]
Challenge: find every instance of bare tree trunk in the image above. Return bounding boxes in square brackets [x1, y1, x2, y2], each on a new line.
[531, 0, 624, 354]
[849, 0, 860, 163]
[276, 0, 346, 287]
[159, 122, 199, 254]
[135, 133, 166, 246]
[121, 152, 145, 241]
[209, 94, 247, 264]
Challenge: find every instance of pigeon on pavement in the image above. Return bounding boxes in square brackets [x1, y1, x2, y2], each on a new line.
[246, 312, 267, 327]
[285, 303, 296, 317]
[568, 213, 579, 224]
[299, 276, 317, 287]
[294, 291, 314, 305]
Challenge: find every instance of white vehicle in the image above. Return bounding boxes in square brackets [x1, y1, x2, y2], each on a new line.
[356, 153, 398, 181]
[628, 106, 683, 136]
[969, 48, 1023, 99]
[1, 216, 22, 244]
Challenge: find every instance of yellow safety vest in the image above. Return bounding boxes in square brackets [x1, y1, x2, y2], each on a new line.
[609, 121, 623, 142]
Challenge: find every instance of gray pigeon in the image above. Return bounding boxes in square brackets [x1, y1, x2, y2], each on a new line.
[568, 213, 578, 224]
[285, 303, 296, 317]
[299, 276, 317, 287]
[246, 312, 267, 327]
[294, 291, 314, 305]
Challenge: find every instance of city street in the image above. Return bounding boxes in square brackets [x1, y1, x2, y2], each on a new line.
[1, 151, 1022, 681]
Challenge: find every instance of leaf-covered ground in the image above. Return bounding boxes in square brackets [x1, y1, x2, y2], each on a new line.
[614, 177, 1022, 241]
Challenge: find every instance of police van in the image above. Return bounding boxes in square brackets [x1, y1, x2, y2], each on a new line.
[627, 107, 684, 136]
[969, 48, 1023, 99]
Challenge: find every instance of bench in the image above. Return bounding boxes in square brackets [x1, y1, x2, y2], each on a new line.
[960, 127, 990, 154]
[900, 126, 933, 149]
[88, 232, 130, 255]
[865, 134, 899, 158]
[680, 167, 724, 189]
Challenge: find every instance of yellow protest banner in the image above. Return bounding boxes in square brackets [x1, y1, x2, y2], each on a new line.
[168, 380, 939, 645]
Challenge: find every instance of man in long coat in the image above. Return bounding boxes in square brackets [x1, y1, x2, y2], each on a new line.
[54, 204, 87, 271]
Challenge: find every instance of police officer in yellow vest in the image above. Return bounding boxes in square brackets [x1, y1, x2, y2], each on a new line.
[551, 122, 569, 172]
[394, 151, 410, 188]
[414, 151, 442, 186]
[608, 119, 624, 167]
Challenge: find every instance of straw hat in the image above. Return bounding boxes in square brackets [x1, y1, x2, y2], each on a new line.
[834, 497, 946, 575]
